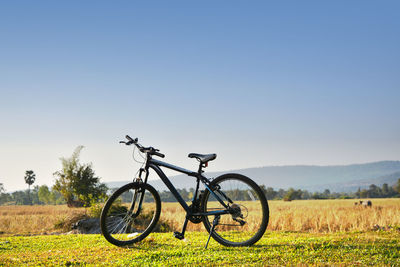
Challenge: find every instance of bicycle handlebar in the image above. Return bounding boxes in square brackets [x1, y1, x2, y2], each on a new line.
[120, 135, 165, 158]
[125, 135, 135, 142]
[152, 151, 165, 158]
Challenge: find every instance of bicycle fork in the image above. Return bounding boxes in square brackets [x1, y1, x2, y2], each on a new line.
[128, 169, 148, 217]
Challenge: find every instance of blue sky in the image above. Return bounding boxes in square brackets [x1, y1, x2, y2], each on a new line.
[1, 1, 399, 191]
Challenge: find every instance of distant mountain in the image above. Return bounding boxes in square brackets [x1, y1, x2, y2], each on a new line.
[106, 161, 400, 193]
[305, 171, 400, 192]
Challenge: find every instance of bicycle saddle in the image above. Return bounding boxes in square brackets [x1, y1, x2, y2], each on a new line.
[188, 153, 217, 163]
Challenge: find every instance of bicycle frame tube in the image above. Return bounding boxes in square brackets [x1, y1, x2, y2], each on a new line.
[150, 159, 197, 176]
[148, 160, 191, 212]
[148, 158, 230, 216]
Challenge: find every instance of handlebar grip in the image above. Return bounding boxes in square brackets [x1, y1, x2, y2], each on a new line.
[154, 152, 165, 158]
[126, 135, 134, 142]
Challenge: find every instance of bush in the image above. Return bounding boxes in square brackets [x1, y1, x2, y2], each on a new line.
[54, 213, 88, 232]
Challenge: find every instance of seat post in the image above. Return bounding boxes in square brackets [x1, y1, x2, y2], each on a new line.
[197, 162, 204, 174]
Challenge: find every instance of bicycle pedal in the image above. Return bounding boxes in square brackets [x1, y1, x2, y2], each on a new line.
[173, 232, 185, 240]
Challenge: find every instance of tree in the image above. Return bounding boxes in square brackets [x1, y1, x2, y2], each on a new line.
[356, 187, 361, 199]
[53, 146, 107, 207]
[0, 183, 11, 205]
[24, 170, 36, 191]
[382, 183, 389, 197]
[24, 170, 36, 204]
[30, 185, 40, 204]
[300, 190, 311, 200]
[323, 189, 331, 198]
[395, 178, 400, 195]
[262, 186, 278, 200]
[368, 184, 381, 198]
[284, 188, 302, 201]
[360, 189, 368, 198]
[12, 190, 30, 205]
[38, 185, 51, 204]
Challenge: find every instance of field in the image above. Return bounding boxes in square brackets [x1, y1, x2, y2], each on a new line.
[1, 199, 400, 265]
[1, 199, 400, 235]
[1, 232, 399, 265]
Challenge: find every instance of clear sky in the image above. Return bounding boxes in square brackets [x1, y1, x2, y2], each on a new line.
[1, 1, 399, 192]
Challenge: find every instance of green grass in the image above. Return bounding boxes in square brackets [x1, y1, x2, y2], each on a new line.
[1, 231, 399, 266]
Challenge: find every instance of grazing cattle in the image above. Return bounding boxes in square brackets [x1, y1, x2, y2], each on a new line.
[354, 200, 372, 207]
[362, 200, 372, 207]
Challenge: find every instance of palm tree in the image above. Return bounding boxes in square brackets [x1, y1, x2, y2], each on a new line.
[24, 170, 36, 204]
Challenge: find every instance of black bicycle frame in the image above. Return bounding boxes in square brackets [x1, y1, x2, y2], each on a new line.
[146, 158, 230, 217]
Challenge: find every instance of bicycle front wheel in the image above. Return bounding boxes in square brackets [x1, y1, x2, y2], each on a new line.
[100, 182, 161, 246]
[201, 173, 269, 246]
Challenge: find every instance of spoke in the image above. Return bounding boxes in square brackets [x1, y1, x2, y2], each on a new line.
[106, 220, 121, 230]
[247, 190, 256, 201]
[118, 220, 129, 235]
[124, 216, 135, 234]
[119, 213, 134, 234]
[108, 217, 123, 234]
[109, 213, 130, 234]
[109, 218, 124, 234]
[108, 212, 129, 217]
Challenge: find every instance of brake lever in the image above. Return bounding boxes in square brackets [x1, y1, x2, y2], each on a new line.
[119, 141, 133, 145]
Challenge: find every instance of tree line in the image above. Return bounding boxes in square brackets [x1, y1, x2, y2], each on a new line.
[151, 179, 400, 203]
[0, 184, 65, 205]
[1, 144, 400, 206]
[263, 180, 400, 201]
[2, 179, 400, 205]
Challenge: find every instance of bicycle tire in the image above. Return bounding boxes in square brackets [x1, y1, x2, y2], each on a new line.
[100, 182, 161, 246]
[201, 173, 269, 246]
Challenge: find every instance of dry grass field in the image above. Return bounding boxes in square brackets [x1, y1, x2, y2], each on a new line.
[161, 198, 400, 232]
[1, 198, 399, 236]
[267, 198, 400, 232]
[0, 205, 85, 235]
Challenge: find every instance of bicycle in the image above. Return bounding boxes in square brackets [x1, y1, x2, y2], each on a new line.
[100, 135, 269, 248]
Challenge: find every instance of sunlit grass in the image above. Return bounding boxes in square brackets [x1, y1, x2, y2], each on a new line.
[1, 231, 399, 266]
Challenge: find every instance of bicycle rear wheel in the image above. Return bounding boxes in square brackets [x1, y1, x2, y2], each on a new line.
[100, 182, 161, 246]
[201, 173, 269, 246]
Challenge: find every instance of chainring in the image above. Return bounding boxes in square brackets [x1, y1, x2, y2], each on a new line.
[188, 204, 203, 224]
